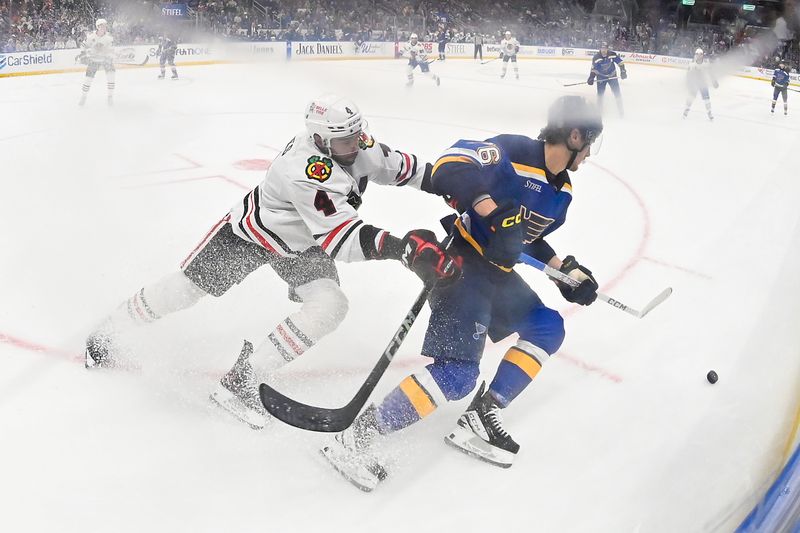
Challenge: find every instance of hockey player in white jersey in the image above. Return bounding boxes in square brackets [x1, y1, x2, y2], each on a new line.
[84, 94, 460, 429]
[499, 31, 520, 79]
[79, 19, 115, 106]
[403, 33, 440, 87]
[683, 48, 718, 121]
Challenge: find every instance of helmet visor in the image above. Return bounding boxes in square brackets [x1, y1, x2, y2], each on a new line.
[329, 130, 362, 166]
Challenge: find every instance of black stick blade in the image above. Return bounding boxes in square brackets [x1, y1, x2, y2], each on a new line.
[259, 383, 357, 433]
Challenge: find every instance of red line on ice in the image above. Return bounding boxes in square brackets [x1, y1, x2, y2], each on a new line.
[0, 332, 82, 362]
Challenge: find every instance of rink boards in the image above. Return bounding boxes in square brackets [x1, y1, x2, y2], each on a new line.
[1, 40, 798, 87]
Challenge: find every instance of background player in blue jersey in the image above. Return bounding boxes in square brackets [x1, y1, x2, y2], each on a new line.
[771, 61, 790, 115]
[156, 35, 178, 80]
[321, 96, 604, 492]
[587, 42, 626, 117]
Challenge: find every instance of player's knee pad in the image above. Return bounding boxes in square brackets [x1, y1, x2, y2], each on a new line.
[290, 278, 349, 340]
[519, 307, 565, 355]
[424, 358, 480, 401]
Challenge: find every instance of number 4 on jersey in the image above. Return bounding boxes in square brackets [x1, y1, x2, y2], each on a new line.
[315, 190, 336, 216]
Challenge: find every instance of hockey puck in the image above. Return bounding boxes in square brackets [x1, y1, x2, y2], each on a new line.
[707, 370, 718, 384]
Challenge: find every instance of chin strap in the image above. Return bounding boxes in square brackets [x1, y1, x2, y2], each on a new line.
[565, 137, 589, 169]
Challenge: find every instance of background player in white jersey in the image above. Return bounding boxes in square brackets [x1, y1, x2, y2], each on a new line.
[84, 94, 459, 429]
[79, 19, 115, 106]
[683, 48, 718, 121]
[403, 33, 440, 87]
[499, 30, 520, 79]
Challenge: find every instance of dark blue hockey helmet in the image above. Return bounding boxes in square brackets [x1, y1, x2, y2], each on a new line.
[539, 95, 603, 146]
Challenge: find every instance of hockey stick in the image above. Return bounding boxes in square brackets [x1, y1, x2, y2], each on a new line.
[519, 253, 672, 319]
[259, 235, 457, 433]
[563, 75, 618, 87]
[481, 56, 501, 65]
[787, 87, 800, 93]
[116, 55, 149, 66]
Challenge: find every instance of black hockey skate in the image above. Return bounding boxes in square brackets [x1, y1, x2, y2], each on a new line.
[85, 332, 115, 369]
[321, 405, 388, 492]
[210, 340, 271, 430]
[444, 382, 520, 468]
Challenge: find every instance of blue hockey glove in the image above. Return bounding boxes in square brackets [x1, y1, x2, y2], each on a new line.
[587, 74, 595, 86]
[620, 67, 627, 80]
[482, 203, 523, 270]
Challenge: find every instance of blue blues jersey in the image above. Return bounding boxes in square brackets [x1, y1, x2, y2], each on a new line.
[431, 135, 572, 269]
[591, 51, 623, 79]
[773, 69, 790, 88]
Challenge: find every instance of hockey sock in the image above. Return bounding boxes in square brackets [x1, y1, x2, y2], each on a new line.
[255, 278, 346, 367]
[107, 70, 115, 94]
[375, 367, 448, 433]
[171, 67, 177, 77]
[374, 358, 477, 433]
[81, 75, 94, 94]
[122, 271, 207, 326]
[487, 341, 550, 407]
[263, 316, 315, 364]
[160, 66, 166, 76]
[501, 63, 508, 76]
[703, 98, 712, 113]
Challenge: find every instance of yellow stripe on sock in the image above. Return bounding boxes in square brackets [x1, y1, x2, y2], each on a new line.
[399, 376, 436, 418]
[503, 348, 542, 380]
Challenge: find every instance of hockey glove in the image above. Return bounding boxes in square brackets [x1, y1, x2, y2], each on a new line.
[587, 74, 595, 86]
[772, 79, 776, 87]
[556, 255, 598, 305]
[482, 203, 523, 270]
[398, 229, 461, 286]
[620, 66, 627, 80]
[712, 80, 719, 89]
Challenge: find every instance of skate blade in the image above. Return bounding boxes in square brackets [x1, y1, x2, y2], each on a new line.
[444, 425, 515, 469]
[209, 387, 268, 430]
[319, 447, 378, 493]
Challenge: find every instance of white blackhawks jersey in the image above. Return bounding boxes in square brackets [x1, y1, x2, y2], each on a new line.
[687, 59, 713, 87]
[404, 42, 428, 61]
[84, 31, 114, 62]
[500, 38, 520, 56]
[229, 132, 428, 262]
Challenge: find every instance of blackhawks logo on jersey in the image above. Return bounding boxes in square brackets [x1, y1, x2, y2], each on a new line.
[358, 132, 375, 150]
[306, 155, 333, 182]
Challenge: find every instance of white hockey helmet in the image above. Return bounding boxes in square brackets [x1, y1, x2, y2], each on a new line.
[410, 33, 418, 43]
[695, 48, 704, 56]
[305, 95, 364, 163]
[96, 18, 108, 28]
[504, 30, 511, 37]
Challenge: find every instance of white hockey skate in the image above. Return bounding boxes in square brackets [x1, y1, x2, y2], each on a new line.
[444, 382, 520, 468]
[320, 405, 387, 492]
[210, 340, 271, 430]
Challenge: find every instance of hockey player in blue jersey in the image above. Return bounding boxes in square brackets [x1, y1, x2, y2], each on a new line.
[587, 42, 626, 117]
[321, 96, 604, 491]
[771, 61, 790, 115]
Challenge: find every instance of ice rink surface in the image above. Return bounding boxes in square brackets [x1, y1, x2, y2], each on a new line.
[2, 57, 800, 532]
